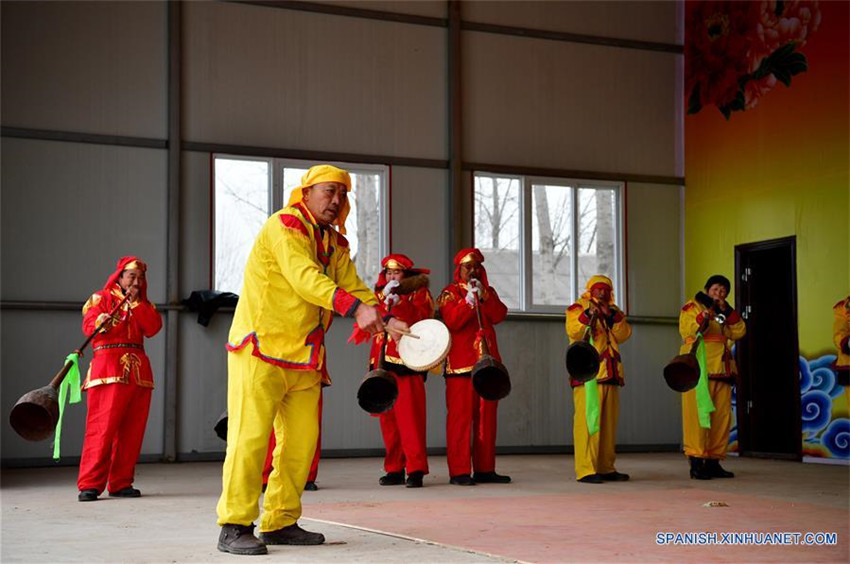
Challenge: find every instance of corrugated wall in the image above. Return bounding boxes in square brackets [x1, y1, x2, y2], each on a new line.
[1, 0, 684, 464]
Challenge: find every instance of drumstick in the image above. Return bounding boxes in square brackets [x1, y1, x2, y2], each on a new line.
[386, 326, 420, 340]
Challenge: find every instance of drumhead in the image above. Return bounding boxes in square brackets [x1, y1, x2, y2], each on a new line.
[398, 319, 451, 372]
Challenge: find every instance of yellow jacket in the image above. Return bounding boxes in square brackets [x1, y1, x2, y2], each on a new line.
[678, 299, 746, 380]
[834, 297, 850, 370]
[566, 298, 631, 386]
[227, 202, 376, 371]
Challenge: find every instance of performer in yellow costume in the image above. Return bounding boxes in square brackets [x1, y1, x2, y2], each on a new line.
[833, 296, 849, 388]
[566, 275, 631, 484]
[216, 164, 407, 555]
[679, 275, 746, 480]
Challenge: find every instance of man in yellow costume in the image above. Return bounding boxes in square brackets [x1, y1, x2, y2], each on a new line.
[566, 275, 631, 484]
[678, 275, 746, 480]
[216, 164, 407, 555]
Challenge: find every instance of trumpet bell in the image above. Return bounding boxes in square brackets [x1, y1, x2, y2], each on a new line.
[10, 385, 59, 442]
[357, 368, 398, 414]
[472, 355, 511, 401]
[214, 410, 228, 442]
[566, 341, 601, 383]
[663, 354, 700, 392]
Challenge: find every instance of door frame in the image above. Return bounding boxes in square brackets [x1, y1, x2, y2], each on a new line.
[734, 235, 802, 459]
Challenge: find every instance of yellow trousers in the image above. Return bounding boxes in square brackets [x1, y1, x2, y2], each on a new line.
[682, 379, 732, 459]
[216, 347, 321, 531]
[572, 384, 620, 480]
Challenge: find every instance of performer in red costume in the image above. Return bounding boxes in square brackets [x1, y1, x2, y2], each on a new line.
[436, 248, 510, 486]
[351, 254, 434, 488]
[77, 256, 162, 502]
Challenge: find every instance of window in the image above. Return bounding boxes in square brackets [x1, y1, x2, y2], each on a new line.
[214, 155, 389, 294]
[474, 172, 624, 313]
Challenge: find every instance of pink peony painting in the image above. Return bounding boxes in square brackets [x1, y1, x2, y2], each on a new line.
[686, 0, 821, 119]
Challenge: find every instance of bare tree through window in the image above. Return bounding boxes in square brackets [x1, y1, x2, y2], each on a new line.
[474, 173, 622, 312]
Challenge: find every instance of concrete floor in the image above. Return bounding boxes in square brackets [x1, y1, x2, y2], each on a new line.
[1, 453, 848, 562]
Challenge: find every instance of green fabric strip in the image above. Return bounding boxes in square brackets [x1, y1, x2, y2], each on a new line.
[53, 353, 82, 461]
[694, 334, 715, 429]
[584, 334, 601, 436]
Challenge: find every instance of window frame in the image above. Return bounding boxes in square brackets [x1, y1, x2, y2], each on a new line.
[212, 154, 390, 293]
[473, 171, 626, 315]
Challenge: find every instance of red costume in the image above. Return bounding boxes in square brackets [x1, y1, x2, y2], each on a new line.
[77, 257, 162, 495]
[437, 248, 508, 480]
[351, 254, 434, 479]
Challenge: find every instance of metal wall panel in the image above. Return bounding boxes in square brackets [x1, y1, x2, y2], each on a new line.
[1, 310, 166, 461]
[626, 183, 683, 318]
[390, 166, 450, 291]
[1, 139, 168, 303]
[312, 1, 446, 19]
[462, 0, 681, 46]
[0, 1, 167, 138]
[463, 32, 679, 176]
[495, 319, 682, 448]
[183, 1, 447, 159]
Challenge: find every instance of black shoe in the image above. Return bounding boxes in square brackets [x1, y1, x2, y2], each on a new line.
[578, 474, 604, 484]
[406, 471, 424, 488]
[108, 487, 141, 498]
[473, 471, 511, 484]
[259, 523, 325, 545]
[304, 481, 318, 491]
[449, 474, 476, 486]
[218, 524, 268, 555]
[379, 471, 405, 486]
[599, 471, 629, 482]
[689, 456, 712, 480]
[705, 458, 734, 478]
[78, 489, 98, 502]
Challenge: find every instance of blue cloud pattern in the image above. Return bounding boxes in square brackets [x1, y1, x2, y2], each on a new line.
[730, 354, 847, 459]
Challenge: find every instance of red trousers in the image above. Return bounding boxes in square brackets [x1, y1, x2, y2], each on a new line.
[77, 381, 152, 493]
[380, 374, 428, 475]
[445, 375, 498, 477]
[263, 393, 321, 485]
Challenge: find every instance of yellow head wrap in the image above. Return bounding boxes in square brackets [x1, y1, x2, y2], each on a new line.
[581, 274, 615, 304]
[286, 164, 352, 234]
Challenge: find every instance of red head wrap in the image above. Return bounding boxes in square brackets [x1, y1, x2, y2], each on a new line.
[102, 256, 148, 307]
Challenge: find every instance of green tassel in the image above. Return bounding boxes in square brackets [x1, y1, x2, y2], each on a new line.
[694, 334, 716, 429]
[53, 352, 82, 461]
[584, 334, 601, 436]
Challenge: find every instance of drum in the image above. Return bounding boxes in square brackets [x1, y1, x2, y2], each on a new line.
[398, 319, 451, 372]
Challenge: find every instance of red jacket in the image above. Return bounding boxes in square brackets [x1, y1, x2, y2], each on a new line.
[437, 282, 507, 374]
[81, 285, 162, 389]
[370, 286, 434, 368]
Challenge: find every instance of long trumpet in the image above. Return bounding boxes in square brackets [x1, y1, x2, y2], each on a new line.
[10, 291, 134, 441]
[565, 307, 601, 383]
[662, 298, 716, 393]
[470, 281, 511, 401]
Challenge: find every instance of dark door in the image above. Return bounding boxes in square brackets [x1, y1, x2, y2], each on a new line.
[735, 236, 801, 459]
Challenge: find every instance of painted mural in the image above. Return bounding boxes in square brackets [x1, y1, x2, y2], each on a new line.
[730, 356, 849, 460]
[686, 0, 821, 119]
[684, 0, 849, 462]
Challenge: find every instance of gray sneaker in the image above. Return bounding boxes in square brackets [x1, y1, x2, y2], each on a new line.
[218, 524, 268, 555]
[259, 523, 325, 545]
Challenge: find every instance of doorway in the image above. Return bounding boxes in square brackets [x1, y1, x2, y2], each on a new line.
[734, 236, 801, 459]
